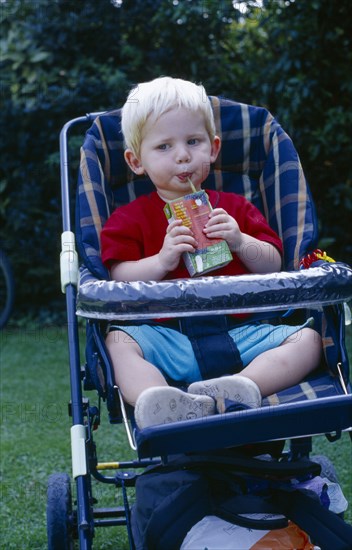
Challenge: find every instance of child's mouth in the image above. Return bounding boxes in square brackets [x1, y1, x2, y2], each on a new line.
[178, 173, 192, 182]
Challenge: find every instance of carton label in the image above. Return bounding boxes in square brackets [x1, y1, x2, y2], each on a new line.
[164, 191, 232, 276]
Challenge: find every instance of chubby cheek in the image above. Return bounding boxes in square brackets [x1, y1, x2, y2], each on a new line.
[147, 162, 167, 180]
[149, 159, 170, 179]
[202, 163, 211, 180]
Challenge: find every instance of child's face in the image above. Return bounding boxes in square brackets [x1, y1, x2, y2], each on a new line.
[124, 107, 221, 201]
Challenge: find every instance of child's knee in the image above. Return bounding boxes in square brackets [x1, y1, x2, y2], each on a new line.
[284, 326, 321, 362]
[304, 327, 321, 347]
[302, 327, 322, 363]
[286, 326, 320, 346]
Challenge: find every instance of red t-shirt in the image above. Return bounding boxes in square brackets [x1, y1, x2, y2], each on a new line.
[101, 190, 283, 278]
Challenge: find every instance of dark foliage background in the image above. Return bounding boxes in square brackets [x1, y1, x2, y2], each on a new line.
[1, 0, 351, 321]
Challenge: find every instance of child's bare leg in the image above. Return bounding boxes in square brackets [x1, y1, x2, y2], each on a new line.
[240, 327, 322, 397]
[105, 330, 168, 406]
[106, 329, 216, 428]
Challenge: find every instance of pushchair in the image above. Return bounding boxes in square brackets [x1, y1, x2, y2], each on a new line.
[48, 96, 352, 549]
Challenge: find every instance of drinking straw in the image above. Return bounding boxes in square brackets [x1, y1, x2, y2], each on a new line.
[187, 177, 197, 194]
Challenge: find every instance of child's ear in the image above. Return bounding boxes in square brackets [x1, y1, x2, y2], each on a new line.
[210, 135, 221, 163]
[124, 149, 145, 175]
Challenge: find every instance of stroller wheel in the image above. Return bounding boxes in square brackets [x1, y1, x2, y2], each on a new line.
[47, 473, 75, 549]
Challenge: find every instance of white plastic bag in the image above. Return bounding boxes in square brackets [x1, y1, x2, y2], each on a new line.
[181, 514, 318, 549]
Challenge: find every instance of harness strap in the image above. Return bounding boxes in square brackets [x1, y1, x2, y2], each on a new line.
[179, 315, 243, 380]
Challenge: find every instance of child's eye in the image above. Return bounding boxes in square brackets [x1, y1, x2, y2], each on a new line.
[188, 138, 199, 145]
[157, 143, 170, 150]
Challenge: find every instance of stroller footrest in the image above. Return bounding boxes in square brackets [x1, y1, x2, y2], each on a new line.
[136, 394, 352, 458]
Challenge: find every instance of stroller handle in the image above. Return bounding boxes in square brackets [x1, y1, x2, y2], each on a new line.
[60, 113, 104, 233]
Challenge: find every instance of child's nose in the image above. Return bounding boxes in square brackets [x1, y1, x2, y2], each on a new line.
[175, 145, 190, 163]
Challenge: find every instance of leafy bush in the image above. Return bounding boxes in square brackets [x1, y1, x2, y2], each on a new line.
[1, 0, 128, 317]
[231, 1, 352, 261]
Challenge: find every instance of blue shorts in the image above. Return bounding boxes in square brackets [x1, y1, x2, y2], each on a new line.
[109, 319, 313, 384]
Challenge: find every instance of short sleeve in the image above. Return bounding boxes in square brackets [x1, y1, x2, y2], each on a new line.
[101, 208, 144, 268]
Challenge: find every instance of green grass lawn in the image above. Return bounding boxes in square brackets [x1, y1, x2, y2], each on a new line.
[1, 322, 351, 549]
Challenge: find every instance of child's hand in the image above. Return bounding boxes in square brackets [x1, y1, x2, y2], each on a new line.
[203, 208, 242, 251]
[158, 219, 197, 272]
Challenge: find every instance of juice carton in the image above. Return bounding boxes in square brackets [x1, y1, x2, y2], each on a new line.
[164, 190, 232, 276]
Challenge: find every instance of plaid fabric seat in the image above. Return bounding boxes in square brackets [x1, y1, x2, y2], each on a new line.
[77, 97, 318, 277]
[76, 97, 350, 418]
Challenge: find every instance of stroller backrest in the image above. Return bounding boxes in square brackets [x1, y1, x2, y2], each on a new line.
[76, 97, 318, 279]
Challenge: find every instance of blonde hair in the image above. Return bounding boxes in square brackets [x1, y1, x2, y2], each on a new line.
[121, 76, 216, 157]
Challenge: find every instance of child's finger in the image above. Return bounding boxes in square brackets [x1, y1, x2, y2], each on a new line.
[168, 224, 194, 237]
[205, 213, 228, 228]
[166, 219, 183, 233]
[208, 207, 227, 217]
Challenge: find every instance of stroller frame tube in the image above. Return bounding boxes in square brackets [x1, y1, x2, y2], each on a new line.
[60, 115, 101, 549]
[66, 283, 93, 547]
